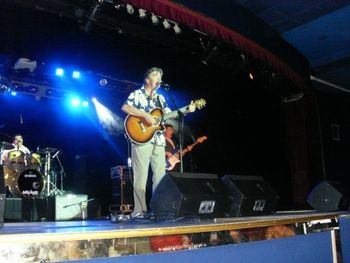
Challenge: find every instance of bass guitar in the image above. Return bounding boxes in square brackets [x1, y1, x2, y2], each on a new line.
[124, 99, 206, 144]
[166, 136, 207, 171]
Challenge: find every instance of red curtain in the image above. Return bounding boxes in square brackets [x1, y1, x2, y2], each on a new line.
[122, 0, 308, 89]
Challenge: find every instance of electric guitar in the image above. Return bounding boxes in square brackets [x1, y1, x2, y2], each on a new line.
[166, 136, 207, 171]
[124, 99, 206, 144]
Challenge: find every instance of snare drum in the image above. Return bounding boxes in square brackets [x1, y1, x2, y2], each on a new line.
[7, 169, 44, 197]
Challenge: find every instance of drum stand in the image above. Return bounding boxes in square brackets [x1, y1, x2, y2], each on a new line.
[43, 151, 63, 197]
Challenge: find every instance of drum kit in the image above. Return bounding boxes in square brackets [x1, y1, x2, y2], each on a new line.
[1, 142, 65, 198]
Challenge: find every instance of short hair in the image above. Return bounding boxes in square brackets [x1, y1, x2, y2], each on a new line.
[143, 67, 163, 82]
[13, 134, 23, 140]
[13, 134, 23, 141]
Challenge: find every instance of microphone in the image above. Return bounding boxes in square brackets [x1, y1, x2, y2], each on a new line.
[161, 82, 171, 91]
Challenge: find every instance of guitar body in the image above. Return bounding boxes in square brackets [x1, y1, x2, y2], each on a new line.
[124, 99, 206, 144]
[165, 136, 207, 171]
[166, 150, 181, 171]
[124, 108, 165, 144]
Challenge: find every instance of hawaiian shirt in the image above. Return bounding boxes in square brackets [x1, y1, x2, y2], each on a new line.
[124, 86, 171, 146]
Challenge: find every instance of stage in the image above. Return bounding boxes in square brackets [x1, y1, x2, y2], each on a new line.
[0, 210, 349, 262]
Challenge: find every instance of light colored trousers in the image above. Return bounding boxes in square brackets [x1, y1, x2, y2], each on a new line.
[131, 143, 166, 216]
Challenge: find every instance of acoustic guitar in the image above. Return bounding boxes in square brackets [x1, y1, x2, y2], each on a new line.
[166, 136, 207, 171]
[124, 99, 206, 144]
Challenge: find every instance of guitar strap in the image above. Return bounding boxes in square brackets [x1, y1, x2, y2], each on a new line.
[156, 95, 164, 110]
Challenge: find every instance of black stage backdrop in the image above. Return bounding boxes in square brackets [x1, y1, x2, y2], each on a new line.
[0, 4, 292, 213]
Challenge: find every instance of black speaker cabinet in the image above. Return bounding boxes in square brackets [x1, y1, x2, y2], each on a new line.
[222, 175, 278, 217]
[307, 180, 350, 211]
[150, 172, 232, 219]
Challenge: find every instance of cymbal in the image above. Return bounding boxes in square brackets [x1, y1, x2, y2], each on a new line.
[38, 147, 58, 154]
[0, 141, 14, 150]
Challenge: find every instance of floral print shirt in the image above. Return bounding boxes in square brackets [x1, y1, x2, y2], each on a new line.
[124, 86, 171, 146]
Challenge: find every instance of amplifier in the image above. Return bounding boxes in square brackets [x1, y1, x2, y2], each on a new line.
[4, 194, 88, 221]
[55, 194, 88, 220]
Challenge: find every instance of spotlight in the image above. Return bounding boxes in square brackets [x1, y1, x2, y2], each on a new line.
[11, 82, 25, 92]
[99, 78, 108, 86]
[26, 85, 39, 94]
[72, 71, 81, 79]
[82, 101, 89, 107]
[151, 13, 159, 25]
[10, 91, 17, 96]
[126, 4, 134, 15]
[55, 68, 64, 76]
[45, 89, 53, 96]
[71, 98, 81, 107]
[138, 9, 147, 19]
[173, 23, 181, 34]
[249, 73, 254, 80]
[162, 19, 171, 29]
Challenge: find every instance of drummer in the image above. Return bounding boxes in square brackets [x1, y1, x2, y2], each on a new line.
[1, 134, 31, 163]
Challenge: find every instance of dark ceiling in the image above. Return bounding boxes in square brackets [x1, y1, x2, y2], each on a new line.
[234, 0, 350, 93]
[1, 0, 349, 93]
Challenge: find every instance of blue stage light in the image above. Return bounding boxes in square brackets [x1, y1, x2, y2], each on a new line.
[55, 68, 64, 76]
[82, 101, 89, 107]
[10, 91, 17, 96]
[71, 98, 81, 107]
[72, 71, 80, 79]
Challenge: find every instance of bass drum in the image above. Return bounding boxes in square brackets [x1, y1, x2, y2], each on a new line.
[7, 169, 44, 198]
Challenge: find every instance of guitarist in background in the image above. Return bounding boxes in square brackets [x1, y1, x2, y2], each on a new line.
[121, 67, 196, 217]
[164, 124, 192, 172]
[165, 125, 207, 172]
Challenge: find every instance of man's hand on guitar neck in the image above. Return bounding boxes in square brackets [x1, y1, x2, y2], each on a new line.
[186, 145, 194, 152]
[187, 100, 196, 113]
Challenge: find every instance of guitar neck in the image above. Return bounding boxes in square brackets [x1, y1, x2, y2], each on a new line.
[176, 141, 199, 158]
[163, 105, 189, 121]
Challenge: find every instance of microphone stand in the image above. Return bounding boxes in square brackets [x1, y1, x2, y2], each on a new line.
[166, 90, 185, 173]
[63, 198, 95, 220]
[178, 111, 185, 173]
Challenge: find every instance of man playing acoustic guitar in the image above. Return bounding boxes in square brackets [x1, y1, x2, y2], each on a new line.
[121, 67, 196, 217]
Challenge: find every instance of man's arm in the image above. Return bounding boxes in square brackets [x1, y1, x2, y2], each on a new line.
[121, 104, 156, 125]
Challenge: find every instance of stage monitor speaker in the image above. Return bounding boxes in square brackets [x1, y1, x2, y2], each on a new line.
[307, 180, 350, 211]
[150, 172, 232, 219]
[221, 175, 278, 217]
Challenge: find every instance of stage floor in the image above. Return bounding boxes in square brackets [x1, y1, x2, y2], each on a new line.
[0, 210, 348, 262]
[0, 210, 345, 241]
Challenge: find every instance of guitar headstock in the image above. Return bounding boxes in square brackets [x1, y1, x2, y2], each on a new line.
[194, 99, 206, 109]
[196, 136, 207, 143]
